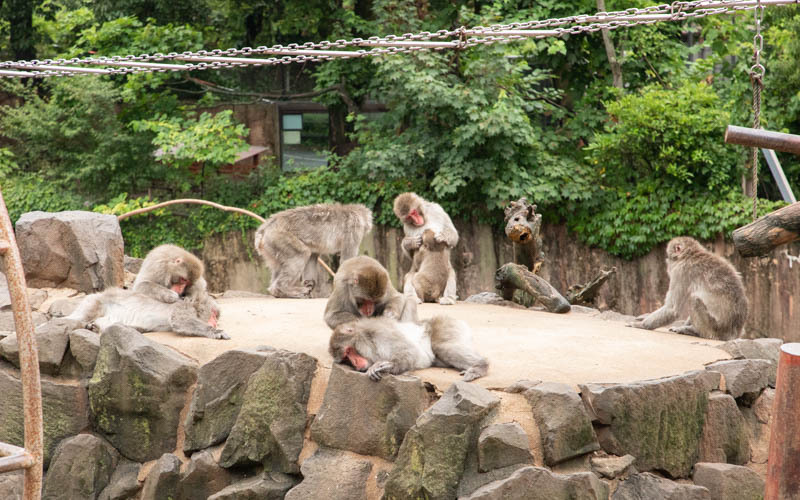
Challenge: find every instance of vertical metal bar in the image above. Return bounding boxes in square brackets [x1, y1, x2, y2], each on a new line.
[0, 188, 43, 499]
[762, 148, 797, 203]
[765, 343, 800, 500]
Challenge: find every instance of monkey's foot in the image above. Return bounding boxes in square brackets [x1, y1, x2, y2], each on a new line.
[366, 361, 393, 381]
[438, 296, 456, 305]
[669, 325, 701, 337]
[302, 280, 316, 293]
[626, 320, 647, 329]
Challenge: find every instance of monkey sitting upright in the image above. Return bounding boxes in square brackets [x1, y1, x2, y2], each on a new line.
[329, 315, 488, 382]
[324, 255, 418, 329]
[404, 229, 453, 304]
[628, 236, 747, 340]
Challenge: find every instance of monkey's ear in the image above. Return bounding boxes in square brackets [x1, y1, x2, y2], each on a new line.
[342, 325, 355, 334]
[174, 257, 184, 264]
[674, 244, 682, 253]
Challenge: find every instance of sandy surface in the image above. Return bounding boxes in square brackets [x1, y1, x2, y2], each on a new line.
[145, 297, 731, 390]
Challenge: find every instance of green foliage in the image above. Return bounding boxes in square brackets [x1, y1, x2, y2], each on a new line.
[0, 173, 86, 223]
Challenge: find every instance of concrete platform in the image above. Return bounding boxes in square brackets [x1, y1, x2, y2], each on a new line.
[145, 298, 731, 390]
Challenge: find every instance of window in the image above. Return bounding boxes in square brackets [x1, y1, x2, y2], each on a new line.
[280, 112, 329, 171]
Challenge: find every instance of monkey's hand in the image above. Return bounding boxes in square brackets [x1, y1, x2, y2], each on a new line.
[438, 296, 455, 306]
[163, 290, 181, 303]
[626, 320, 651, 330]
[634, 313, 648, 321]
[402, 235, 423, 251]
[212, 330, 230, 340]
[366, 361, 394, 381]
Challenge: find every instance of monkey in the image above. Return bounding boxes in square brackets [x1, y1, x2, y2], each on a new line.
[255, 203, 373, 299]
[324, 255, 418, 329]
[329, 315, 488, 382]
[393, 192, 459, 304]
[66, 287, 229, 340]
[133, 244, 205, 304]
[627, 236, 747, 340]
[403, 229, 453, 304]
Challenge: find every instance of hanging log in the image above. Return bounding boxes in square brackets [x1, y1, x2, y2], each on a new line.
[724, 125, 800, 155]
[566, 267, 617, 306]
[732, 201, 800, 257]
[495, 263, 571, 313]
[504, 197, 545, 273]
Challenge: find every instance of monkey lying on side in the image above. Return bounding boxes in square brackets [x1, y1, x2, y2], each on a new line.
[329, 316, 488, 382]
[627, 236, 747, 340]
[67, 287, 229, 340]
[404, 229, 454, 305]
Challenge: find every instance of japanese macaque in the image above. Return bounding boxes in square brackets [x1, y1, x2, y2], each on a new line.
[133, 244, 205, 303]
[329, 315, 488, 381]
[403, 229, 454, 305]
[255, 203, 373, 298]
[393, 192, 458, 304]
[627, 236, 747, 340]
[66, 287, 229, 340]
[324, 255, 418, 329]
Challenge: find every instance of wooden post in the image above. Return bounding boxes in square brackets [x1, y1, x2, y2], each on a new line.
[732, 201, 800, 256]
[765, 343, 800, 500]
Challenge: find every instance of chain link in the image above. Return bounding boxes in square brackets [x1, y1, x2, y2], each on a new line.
[0, 0, 795, 78]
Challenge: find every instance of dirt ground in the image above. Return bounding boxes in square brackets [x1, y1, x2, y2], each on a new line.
[146, 297, 731, 391]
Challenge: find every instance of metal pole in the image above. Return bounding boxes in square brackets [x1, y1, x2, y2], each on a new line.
[765, 343, 800, 500]
[0, 188, 43, 499]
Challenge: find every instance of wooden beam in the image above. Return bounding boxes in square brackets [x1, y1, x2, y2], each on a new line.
[732, 201, 800, 256]
[725, 125, 800, 155]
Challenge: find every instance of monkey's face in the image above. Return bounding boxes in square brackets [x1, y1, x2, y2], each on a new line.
[666, 236, 700, 261]
[171, 277, 190, 295]
[405, 208, 424, 227]
[329, 325, 370, 371]
[349, 268, 388, 316]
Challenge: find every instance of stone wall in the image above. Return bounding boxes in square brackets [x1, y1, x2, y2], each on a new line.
[202, 222, 800, 342]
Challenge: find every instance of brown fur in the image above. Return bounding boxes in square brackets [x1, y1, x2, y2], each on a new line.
[324, 256, 417, 329]
[628, 236, 748, 340]
[393, 192, 424, 221]
[408, 229, 451, 302]
[133, 244, 205, 304]
[255, 203, 373, 298]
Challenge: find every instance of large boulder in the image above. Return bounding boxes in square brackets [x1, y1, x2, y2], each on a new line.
[692, 462, 765, 500]
[98, 459, 141, 500]
[522, 381, 599, 465]
[208, 472, 297, 500]
[140, 454, 181, 500]
[311, 363, 431, 460]
[0, 363, 89, 467]
[612, 472, 710, 499]
[16, 211, 124, 293]
[285, 447, 374, 500]
[184, 349, 273, 452]
[87, 325, 198, 462]
[464, 466, 608, 500]
[0, 318, 81, 375]
[477, 422, 534, 472]
[698, 392, 749, 464]
[384, 381, 500, 500]
[177, 450, 240, 500]
[705, 359, 771, 402]
[42, 433, 119, 500]
[219, 348, 317, 472]
[717, 338, 782, 387]
[740, 387, 774, 465]
[580, 370, 719, 478]
[69, 328, 101, 377]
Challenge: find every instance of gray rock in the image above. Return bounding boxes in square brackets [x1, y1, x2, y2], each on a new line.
[0, 318, 80, 375]
[209, 472, 297, 500]
[285, 448, 373, 500]
[718, 338, 781, 387]
[464, 466, 609, 500]
[88, 325, 198, 462]
[0, 309, 48, 331]
[0, 363, 89, 467]
[706, 359, 771, 401]
[596, 310, 636, 323]
[178, 450, 239, 500]
[590, 454, 636, 479]
[219, 348, 317, 472]
[523, 381, 599, 465]
[123, 256, 143, 274]
[311, 363, 430, 460]
[0, 471, 23, 500]
[16, 211, 124, 293]
[478, 423, 533, 472]
[740, 387, 774, 465]
[458, 463, 530, 498]
[612, 472, 710, 499]
[464, 292, 526, 309]
[504, 379, 543, 393]
[569, 305, 601, 315]
[692, 462, 765, 500]
[140, 453, 181, 500]
[184, 349, 272, 452]
[384, 381, 500, 500]
[48, 297, 83, 318]
[27, 288, 48, 310]
[42, 433, 119, 500]
[698, 392, 749, 464]
[580, 370, 720, 478]
[69, 328, 101, 376]
[98, 460, 141, 500]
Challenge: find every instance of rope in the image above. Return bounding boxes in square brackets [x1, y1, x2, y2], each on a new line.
[749, 0, 765, 220]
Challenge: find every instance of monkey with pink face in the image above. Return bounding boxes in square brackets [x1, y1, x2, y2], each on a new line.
[393, 193, 459, 305]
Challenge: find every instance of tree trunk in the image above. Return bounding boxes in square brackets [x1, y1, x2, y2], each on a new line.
[597, 0, 624, 90]
[732, 201, 800, 256]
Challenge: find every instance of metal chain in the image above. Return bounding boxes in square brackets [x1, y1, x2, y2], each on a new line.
[750, 0, 765, 220]
[0, 0, 796, 79]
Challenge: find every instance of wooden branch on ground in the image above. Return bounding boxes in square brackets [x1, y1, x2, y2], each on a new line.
[495, 263, 571, 313]
[566, 267, 617, 306]
[732, 201, 800, 257]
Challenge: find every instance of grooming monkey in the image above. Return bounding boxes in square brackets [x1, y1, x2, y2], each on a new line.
[404, 229, 453, 304]
[324, 255, 418, 329]
[329, 315, 488, 381]
[628, 236, 747, 340]
[67, 287, 229, 340]
[133, 244, 205, 303]
[255, 203, 373, 298]
[393, 192, 458, 304]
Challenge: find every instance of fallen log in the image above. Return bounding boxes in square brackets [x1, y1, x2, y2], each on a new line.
[732, 201, 800, 257]
[566, 267, 617, 306]
[495, 263, 571, 314]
